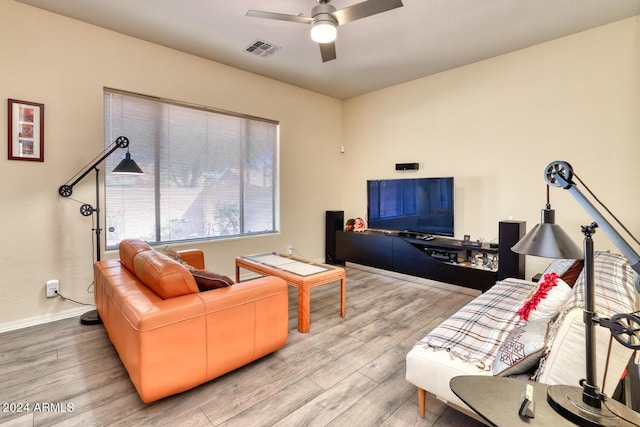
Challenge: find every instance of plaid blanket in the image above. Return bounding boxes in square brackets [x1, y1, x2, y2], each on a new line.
[417, 278, 535, 370]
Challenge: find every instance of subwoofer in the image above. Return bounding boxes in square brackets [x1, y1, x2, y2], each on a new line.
[325, 210, 344, 264]
[498, 220, 526, 280]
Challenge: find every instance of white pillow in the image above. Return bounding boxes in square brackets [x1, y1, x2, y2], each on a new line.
[518, 273, 572, 321]
[492, 318, 551, 376]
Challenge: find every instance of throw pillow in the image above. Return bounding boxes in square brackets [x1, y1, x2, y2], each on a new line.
[191, 269, 234, 292]
[558, 259, 583, 287]
[518, 273, 572, 321]
[541, 259, 583, 287]
[492, 318, 551, 376]
[161, 246, 195, 271]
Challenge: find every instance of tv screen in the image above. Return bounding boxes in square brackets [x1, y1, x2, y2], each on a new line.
[367, 177, 454, 237]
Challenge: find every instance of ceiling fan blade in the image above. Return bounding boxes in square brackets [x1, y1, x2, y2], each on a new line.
[319, 42, 337, 62]
[333, 0, 403, 25]
[246, 10, 313, 25]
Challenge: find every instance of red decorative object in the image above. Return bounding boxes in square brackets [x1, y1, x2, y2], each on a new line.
[354, 217, 365, 232]
[345, 218, 355, 231]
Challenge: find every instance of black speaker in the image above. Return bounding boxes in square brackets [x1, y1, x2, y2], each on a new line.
[498, 220, 526, 280]
[395, 162, 419, 171]
[325, 211, 344, 264]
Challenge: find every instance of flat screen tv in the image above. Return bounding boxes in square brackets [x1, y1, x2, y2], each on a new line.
[367, 177, 454, 237]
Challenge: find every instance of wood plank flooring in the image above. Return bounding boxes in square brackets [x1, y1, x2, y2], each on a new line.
[0, 264, 486, 427]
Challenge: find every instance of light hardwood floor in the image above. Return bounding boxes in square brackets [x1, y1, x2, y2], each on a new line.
[0, 264, 486, 427]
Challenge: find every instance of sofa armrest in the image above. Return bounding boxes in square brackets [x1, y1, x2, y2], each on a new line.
[178, 249, 205, 270]
[119, 292, 205, 331]
[197, 275, 289, 380]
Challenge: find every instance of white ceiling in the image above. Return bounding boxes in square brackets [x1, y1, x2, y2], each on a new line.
[15, 0, 640, 99]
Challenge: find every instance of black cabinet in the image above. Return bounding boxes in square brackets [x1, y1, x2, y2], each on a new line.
[335, 220, 525, 292]
[336, 230, 362, 263]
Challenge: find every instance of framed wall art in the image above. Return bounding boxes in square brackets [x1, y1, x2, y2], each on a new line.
[8, 99, 44, 162]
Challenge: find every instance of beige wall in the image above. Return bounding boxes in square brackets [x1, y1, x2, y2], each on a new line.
[1, 1, 638, 329]
[343, 16, 640, 277]
[0, 1, 344, 328]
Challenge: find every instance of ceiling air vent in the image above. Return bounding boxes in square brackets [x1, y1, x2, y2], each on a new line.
[245, 40, 282, 58]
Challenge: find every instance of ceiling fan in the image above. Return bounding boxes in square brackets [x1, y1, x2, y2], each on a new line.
[246, 0, 404, 62]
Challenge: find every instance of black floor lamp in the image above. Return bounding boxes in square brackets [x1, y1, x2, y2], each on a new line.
[512, 161, 640, 426]
[58, 136, 144, 325]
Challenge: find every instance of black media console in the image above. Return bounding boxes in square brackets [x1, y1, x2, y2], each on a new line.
[333, 220, 525, 292]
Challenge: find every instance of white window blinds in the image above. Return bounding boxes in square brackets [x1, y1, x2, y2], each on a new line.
[103, 89, 279, 248]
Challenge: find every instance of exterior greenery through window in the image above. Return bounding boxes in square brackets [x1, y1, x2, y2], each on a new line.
[103, 89, 279, 249]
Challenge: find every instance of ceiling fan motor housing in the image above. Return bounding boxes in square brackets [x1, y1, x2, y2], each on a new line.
[312, 2, 337, 25]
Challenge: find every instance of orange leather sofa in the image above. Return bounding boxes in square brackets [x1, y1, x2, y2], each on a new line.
[93, 238, 289, 403]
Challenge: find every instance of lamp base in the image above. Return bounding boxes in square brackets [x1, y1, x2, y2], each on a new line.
[547, 385, 640, 427]
[80, 309, 102, 325]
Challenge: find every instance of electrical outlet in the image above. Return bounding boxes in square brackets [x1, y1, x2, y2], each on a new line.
[45, 279, 59, 298]
[288, 245, 293, 256]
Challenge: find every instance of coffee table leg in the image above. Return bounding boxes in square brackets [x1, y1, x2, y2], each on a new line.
[298, 282, 310, 333]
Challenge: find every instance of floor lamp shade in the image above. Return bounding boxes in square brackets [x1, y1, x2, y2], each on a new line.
[511, 207, 583, 260]
[112, 151, 143, 174]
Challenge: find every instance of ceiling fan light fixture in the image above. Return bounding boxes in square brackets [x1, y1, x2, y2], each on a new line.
[311, 18, 337, 43]
[248, 0, 404, 60]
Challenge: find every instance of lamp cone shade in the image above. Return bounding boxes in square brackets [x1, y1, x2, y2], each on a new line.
[511, 207, 583, 259]
[112, 152, 144, 175]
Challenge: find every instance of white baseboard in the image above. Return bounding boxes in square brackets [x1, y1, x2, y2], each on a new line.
[0, 306, 94, 334]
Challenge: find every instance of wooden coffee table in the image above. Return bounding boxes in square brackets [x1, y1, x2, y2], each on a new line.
[235, 253, 346, 333]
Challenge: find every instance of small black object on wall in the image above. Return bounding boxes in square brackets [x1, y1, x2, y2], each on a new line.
[325, 210, 345, 264]
[395, 163, 419, 171]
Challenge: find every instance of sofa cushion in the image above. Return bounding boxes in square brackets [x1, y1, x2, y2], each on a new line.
[119, 238, 153, 273]
[132, 249, 199, 299]
[406, 339, 493, 412]
[191, 269, 234, 291]
[518, 273, 572, 321]
[492, 318, 551, 376]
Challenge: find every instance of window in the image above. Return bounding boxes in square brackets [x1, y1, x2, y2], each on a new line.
[103, 89, 279, 249]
